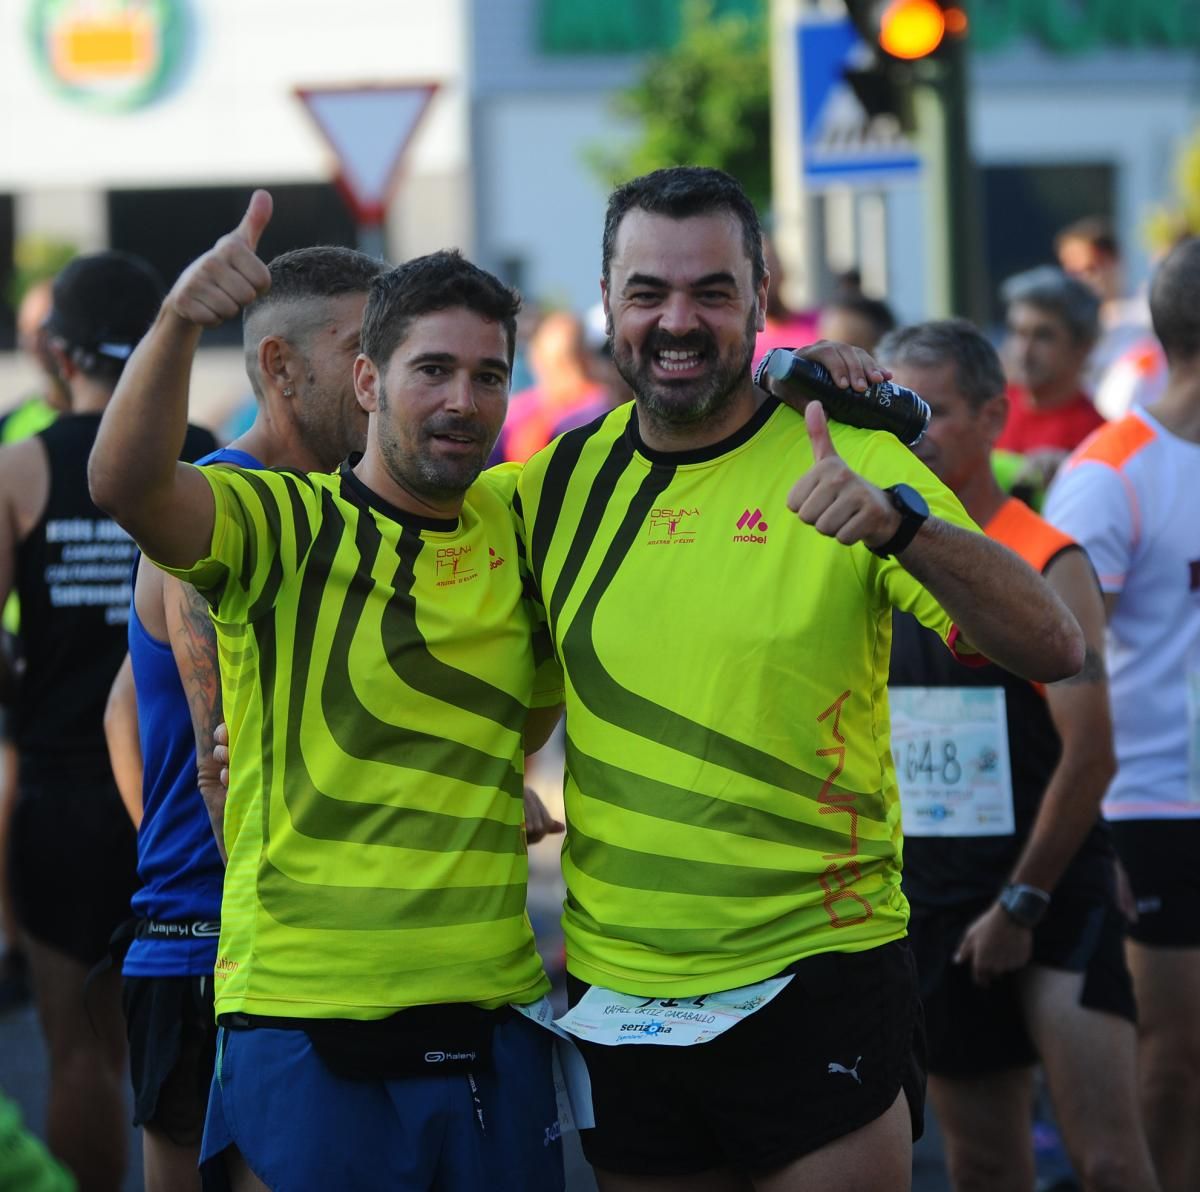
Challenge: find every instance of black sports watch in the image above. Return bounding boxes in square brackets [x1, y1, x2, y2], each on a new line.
[869, 483, 929, 558]
[998, 883, 1051, 929]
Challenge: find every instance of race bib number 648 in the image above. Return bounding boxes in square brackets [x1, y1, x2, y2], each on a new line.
[889, 686, 1015, 838]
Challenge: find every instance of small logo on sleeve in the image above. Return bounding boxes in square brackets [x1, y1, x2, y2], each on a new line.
[733, 508, 768, 544]
[489, 547, 505, 571]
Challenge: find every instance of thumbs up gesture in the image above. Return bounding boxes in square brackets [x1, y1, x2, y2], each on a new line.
[165, 189, 274, 327]
[786, 401, 902, 549]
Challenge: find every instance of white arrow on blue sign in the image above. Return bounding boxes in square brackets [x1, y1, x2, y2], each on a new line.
[798, 16, 922, 190]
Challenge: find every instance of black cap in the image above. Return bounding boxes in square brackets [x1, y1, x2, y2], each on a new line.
[44, 251, 163, 362]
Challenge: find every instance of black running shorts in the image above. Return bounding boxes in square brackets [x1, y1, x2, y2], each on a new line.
[8, 762, 138, 965]
[908, 893, 1135, 1078]
[123, 974, 217, 1144]
[1109, 818, 1200, 947]
[566, 940, 925, 1179]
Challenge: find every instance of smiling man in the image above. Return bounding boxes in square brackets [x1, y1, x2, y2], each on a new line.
[88, 193, 564, 1192]
[101, 243, 386, 1192]
[514, 167, 1085, 1190]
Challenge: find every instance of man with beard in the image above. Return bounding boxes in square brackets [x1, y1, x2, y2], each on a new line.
[512, 167, 1085, 1190]
[88, 192, 564, 1191]
[101, 242, 386, 1191]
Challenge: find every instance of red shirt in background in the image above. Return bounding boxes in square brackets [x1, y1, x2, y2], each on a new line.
[753, 313, 822, 371]
[996, 385, 1105, 453]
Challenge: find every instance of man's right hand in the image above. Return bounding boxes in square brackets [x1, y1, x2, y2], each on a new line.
[167, 190, 273, 327]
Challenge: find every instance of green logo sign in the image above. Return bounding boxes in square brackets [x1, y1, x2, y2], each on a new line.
[29, 0, 187, 112]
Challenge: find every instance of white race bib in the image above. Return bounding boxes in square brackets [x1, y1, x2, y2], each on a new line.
[553, 975, 793, 1048]
[889, 686, 1015, 837]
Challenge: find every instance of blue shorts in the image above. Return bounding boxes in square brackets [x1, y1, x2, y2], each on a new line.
[199, 1013, 564, 1192]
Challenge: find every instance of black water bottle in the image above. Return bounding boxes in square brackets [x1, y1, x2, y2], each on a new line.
[755, 349, 930, 446]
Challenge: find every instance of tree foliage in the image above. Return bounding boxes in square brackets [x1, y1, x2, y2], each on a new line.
[1143, 125, 1200, 254]
[588, 0, 771, 211]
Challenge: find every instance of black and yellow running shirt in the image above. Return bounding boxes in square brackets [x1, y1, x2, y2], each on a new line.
[160, 460, 556, 1019]
[515, 397, 979, 995]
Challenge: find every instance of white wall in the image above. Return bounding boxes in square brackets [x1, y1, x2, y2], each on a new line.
[0, 0, 468, 189]
[474, 93, 633, 312]
[0, 0, 474, 409]
[973, 87, 1198, 288]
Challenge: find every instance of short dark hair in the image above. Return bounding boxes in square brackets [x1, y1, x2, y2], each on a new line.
[360, 250, 521, 369]
[44, 251, 163, 385]
[241, 246, 385, 396]
[1055, 215, 1120, 261]
[1149, 237, 1200, 363]
[825, 294, 897, 343]
[876, 318, 1006, 412]
[243, 245, 386, 330]
[601, 166, 766, 288]
[1001, 266, 1100, 346]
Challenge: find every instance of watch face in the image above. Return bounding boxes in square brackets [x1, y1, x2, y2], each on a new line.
[891, 483, 929, 519]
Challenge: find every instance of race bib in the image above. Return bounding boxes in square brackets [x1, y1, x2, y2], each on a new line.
[553, 975, 793, 1048]
[889, 686, 1014, 837]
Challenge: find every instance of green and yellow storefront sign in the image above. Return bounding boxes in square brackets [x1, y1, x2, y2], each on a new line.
[29, 0, 187, 112]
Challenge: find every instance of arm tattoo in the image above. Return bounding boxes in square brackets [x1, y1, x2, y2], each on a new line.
[167, 578, 223, 759]
[1054, 645, 1106, 686]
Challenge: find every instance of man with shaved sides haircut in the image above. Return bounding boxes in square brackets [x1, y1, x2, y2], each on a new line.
[90, 192, 565, 1191]
[1047, 237, 1200, 1192]
[102, 241, 384, 1191]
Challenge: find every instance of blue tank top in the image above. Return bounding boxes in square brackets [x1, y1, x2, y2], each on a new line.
[124, 448, 263, 977]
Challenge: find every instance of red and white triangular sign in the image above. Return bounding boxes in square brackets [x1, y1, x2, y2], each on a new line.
[296, 83, 438, 223]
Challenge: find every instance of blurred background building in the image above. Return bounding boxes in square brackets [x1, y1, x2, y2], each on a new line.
[1, 0, 1198, 423]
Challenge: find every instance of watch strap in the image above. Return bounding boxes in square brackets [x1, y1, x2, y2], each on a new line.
[998, 883, 1051, 928]
[869, 484, 928, 559]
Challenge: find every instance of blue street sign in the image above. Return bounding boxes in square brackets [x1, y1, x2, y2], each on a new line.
[798, 16, 922, 190]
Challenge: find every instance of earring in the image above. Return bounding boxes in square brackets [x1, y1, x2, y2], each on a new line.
[283, 386, 294, 397]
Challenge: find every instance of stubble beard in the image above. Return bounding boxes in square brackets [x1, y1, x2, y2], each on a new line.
[613, 307, 759, 432]
[375, 387, 491, 505]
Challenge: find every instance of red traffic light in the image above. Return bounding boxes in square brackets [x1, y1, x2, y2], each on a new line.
[877, 0, 967, 60]
[879, 0, 944, 58]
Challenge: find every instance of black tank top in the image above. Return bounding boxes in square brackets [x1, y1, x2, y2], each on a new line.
[890, 499, 1112, 908]
[13, 414, 216, 764]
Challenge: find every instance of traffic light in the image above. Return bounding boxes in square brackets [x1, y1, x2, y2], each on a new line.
[845, 0, 968, 62]
[841, 0, 969, 128]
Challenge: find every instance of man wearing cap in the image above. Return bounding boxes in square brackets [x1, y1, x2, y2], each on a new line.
[0, 251, 214, 1189]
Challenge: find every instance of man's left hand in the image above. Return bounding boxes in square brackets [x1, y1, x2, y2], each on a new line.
[790, 341, 891, 392]
[953, 903, 1033, 986]
[787, 403, 902, 548]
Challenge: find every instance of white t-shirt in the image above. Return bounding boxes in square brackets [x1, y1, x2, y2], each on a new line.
[1093, 334, 1167, 422]
[1046, 408, 1200, 820]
